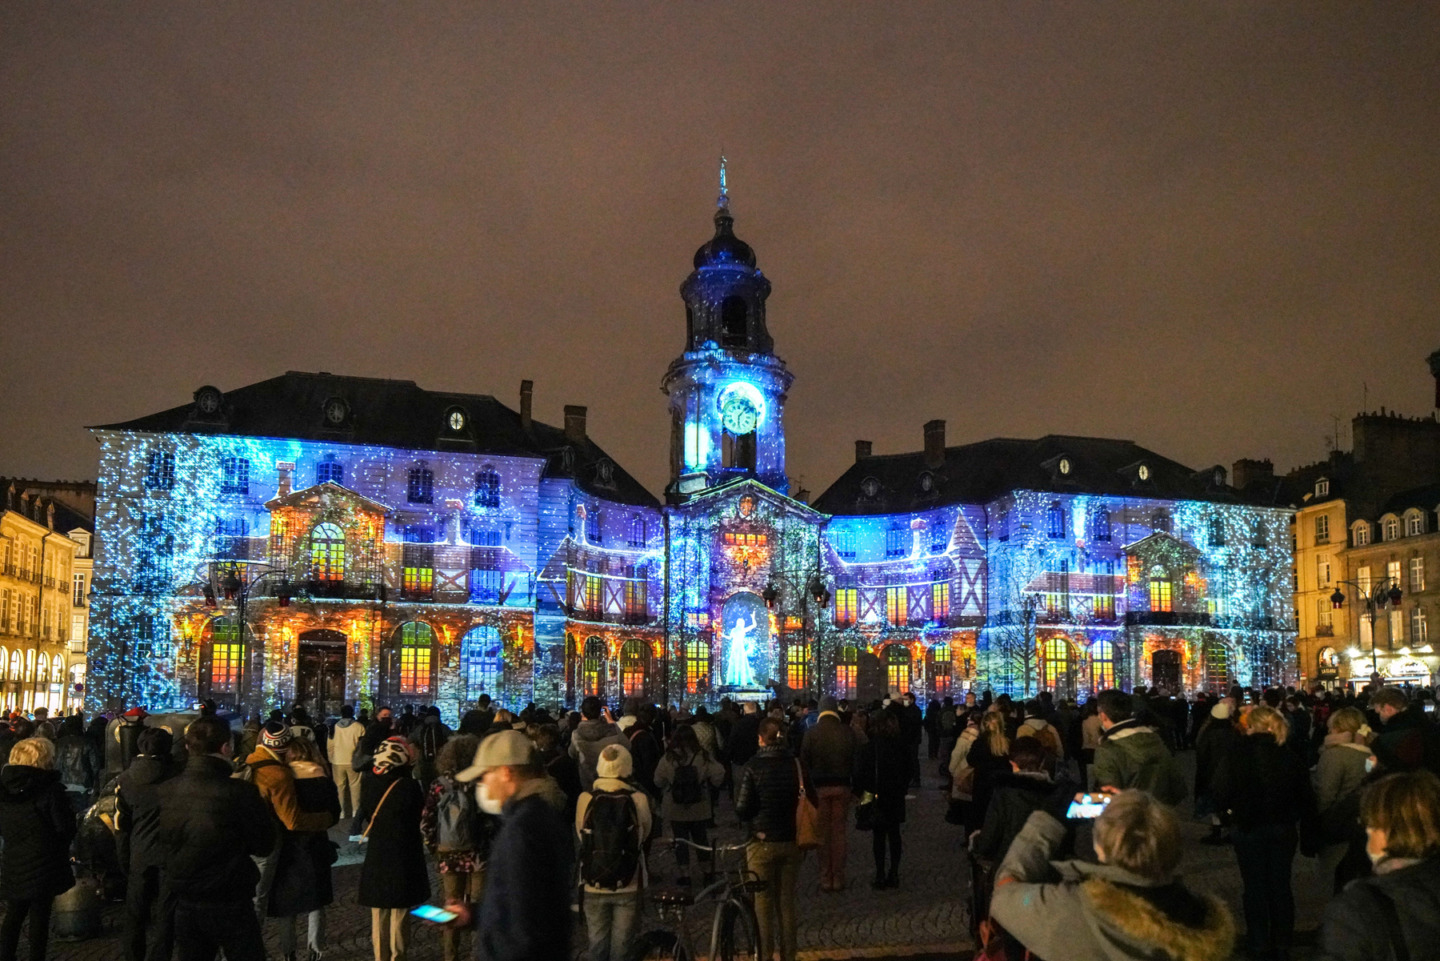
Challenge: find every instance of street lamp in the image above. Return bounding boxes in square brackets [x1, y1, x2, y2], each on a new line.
[1330, 577, 1404, 678]
[763, 571, 830, 696]
[195, 560, 291, 709]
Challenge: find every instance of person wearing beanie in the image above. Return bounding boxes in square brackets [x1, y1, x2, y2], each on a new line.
[245, 719, 334, 929]
[801, 695, 857, 892]
[1195, 698, 1242, 846]
[576, 743, 652, 961]
[355, 736, 429, 961]
[117, 727, 178, 961]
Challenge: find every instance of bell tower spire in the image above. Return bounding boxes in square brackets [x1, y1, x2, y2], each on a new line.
[718, 153, 729, 210]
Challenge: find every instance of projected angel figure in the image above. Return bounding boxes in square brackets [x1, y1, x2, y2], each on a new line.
[722, 612, 757, 687]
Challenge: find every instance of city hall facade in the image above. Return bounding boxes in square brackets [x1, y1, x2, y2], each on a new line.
[86, 194, 1297, 717]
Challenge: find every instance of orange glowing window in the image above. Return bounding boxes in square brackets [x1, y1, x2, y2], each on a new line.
[1149, 577, 1172, 613]
[685, 638, 710, 693]
[932, 581, 951, 621]
[886, 586, 907, 627]
[835, 644, 859, 699]
[834, 588, 857, 627]
[786, 641, 809, 690]
[397, 622, 434, 695]
[310, 523, 345, 581]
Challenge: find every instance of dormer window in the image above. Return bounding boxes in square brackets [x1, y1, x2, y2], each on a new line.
[1137, 464, 1151, 482]
[1058, 457, 1072, 476]
[1382, 515, 1400, 541]
[596, 459, 615, 486]
[1352, 521, 1371, 547]
[1316, 478, 1330, 497]
[918, 471, 934, 493]
[316, 456, 344, 486]
[1093, 508, 1112, 542]
[445, 407, 468, 432]
[1151, 510, 1171, 534]
[1405, 509, 1426, 537]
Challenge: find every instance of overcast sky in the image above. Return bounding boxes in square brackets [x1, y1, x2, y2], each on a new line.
[3, 4, 1438, 498]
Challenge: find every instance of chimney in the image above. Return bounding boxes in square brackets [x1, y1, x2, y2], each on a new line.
[519, 380, 534, 431]
[923, 420, 946, 470]
[276, 462, 295, 497]
[855, 440, 872, 462]
[45, 502, 55, 530]
[1428, 348, 1440, 409]
[564, 405, 587, 444]
[1230, 458, 1273, 492]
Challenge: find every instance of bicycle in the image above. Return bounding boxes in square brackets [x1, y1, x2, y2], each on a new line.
[626, 836, 763, 961]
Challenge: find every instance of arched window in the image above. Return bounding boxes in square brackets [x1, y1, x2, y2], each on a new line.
[685, 638, 711, 693]
[24, 650, 35, 682]
[1352, 521, 1371, 547]
[836, 644, 859, 700]
[1383, 515, 1400, 541]
[209, 618, 244, 694]
[885, 645, 912, 696]
[395, 622, 436, 696]
[1093, 508, 1112, 542]
[310, 523, 345, 582]
[460, 626, 502, 698]
[721, 296, 748, 347]
[1405, 509, 1426, 537]
[1089, 640, 1115, 691]
[619, 640, 648, 697]
[0, 647, 7, 681]
[51, 654, 63, 686]
[1041, 638, 1069, 692]
[785, 640, 809, 692]
[1046, 501, 1065, 538]
[474, 469, 501, 509]
[929, 641, 952, 698]
[35, 653, 46, 684]
[7, 650, 21, 684]
[583, 636, 605, 697]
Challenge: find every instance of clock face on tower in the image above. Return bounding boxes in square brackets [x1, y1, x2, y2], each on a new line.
[324, 398, 348, 425]
[717, 381, 766, 435]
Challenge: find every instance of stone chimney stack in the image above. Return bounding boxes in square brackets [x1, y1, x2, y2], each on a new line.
[276, 462, 295, 497]
[1231, 458, 1273, 492]
[564, 405, 588, 444]
[520, 380, 534, 431]
[923, 420, 946, 470]
[855, 440, 872, 462]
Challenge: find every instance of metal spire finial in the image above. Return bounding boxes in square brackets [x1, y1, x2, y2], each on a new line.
[717, 153, 729, 210]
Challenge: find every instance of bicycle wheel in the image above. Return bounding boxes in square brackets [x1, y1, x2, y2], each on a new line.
[625, 928, 691, 961]
[711, 897, 761, 961]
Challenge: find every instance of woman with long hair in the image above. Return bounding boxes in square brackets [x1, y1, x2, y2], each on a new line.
[963, 710, 1012, 834]
[0, 737, 75, 961]
[653, 724, 724, 886]
[853, 711, 910, 888]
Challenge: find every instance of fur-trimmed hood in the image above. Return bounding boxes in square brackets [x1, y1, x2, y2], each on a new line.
[1081, 878, 1235, 961]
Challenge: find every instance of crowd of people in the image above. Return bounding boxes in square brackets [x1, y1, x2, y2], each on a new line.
[0, 681, 1432, 960]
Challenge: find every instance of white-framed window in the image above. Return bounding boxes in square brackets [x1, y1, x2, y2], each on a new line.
[1411, 557, 1426, 593]
[1353, 522, 1371, 547]
[1357, 565, 1372, 596]
[1389, 560, 1403, 587]
[1314, 514, 1330, 544]
[1383, 515, 1400, 541]
[1390, 608, 1405, 644]
[72, 573, 86, 607]
[1316, 553, 1332, 587]
[1316, 599, 1333, 634]
[1316, 478, 1330, 497]
[1405, 510, 1426, 537]
[1412, 607, 1429, 644]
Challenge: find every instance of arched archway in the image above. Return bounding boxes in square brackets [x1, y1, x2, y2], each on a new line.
[198, 616, 249, 707]
[461, 626, 503, 701]
[885, 644, 912, 697]
[582, 636, 606, 698]
[619, 640, 649, 699]
[309, 522, 346, 582]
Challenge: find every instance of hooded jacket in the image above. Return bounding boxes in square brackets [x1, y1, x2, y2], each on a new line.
[1092, 720, 1187, 805]
[800, 712, 857, 787]
[992, 811, 1235, 961]
[973, 769, 1056, 862]
[476, 776, 574, 961]
[116, 752, 178, 870]
[245, 745, 334, 834]
[328, 716, 364, 769]
[1320, 856, 1440, 961]
[158, 754, 275, 902]
[0, 765, 76, 900]
[568, 718, 630, 792]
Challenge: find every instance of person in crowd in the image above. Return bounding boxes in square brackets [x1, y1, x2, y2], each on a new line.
[159, 716, 276, 961]
[237, 713, 262, 760]
[689, 705, 723, 761]
[1319, 770, 1440, 961]
[654, 723, 725, 886]
[947, 708, 981, 826]
[1369, 687, 1440, 776]
[287, 707, 317, 745]
[244, 720, 334, 927]
[53, 713, 96, 809]
[1019, 700, 1065, 768]
[623, 706, 663, 800]
[457, 695, 494, 738]
[1195, 699, 1241, 845]
[355, 737, 430, 961]
[1091, 690, 1187, 805]
[972, 736, 1064, 863]
[735, 717, 804, 961]
[569, 696, 631, 792]
[269, 735, 340, 961]
[853, 710, 910, 889]
[576, 744, 652, 961]
[420, 733, 490, 961]
[532, 725, 582, 823]
[411, 706, 451, 787]
[359, 705, 395, 764]
[895, 692, 924, 787]
[727, 700, 763, 775]
[117, 727, 178, 961]
[964, 710, 1012, 834]
[991, 790, 1235, 961]
[328, 704, 366, 819]
[449, 729, 573, 961]
[800, 695, 857, 892]
[1213, 705, 1312, 961]
[0, 737, 76, 961]
[1314, 706, 1373, 892]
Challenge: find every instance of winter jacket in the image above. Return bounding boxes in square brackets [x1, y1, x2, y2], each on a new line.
[355, 767, 430, 908]
[965, 734, 1013, 833]
[158, 754, 276, 903]
[973, 770, 1056, 862]
[992, 811, 1235, 961]
[328, 717, 365, 770]
[853, 733, 910, 825]
[268, 760, 340, 917]
[1319, 856, 1440, 961]
[1212, 732, 1312, 831]
[116, 752, 177, 870]
[800, 712, 857, 788]
[689, 720, 722, 760]
[624, 723, 663, 795]
[476, 776, 574, 961]
[897, 702, 924, 746]
[1020, 717, 1065, 760]
[734, 745, 801, 842]
[1371, 707, 1440, 776]
[654, 748, 725, 822]
[411, 716, 451, 783]
[576, 776, 653, 894]
[0, 766, 76, 900]
[568, 718, 631, 792]
[948, 725, 980, 801]
[1081, 714, 1104, 752]
[727, 711, 762, 766]
[245, 745, 334, 834]
[1193, 719, 1240, 800]
[1315, 735, 1371, 819]
[55, 734, 96, 793]
[1092, 720, 1188, 805]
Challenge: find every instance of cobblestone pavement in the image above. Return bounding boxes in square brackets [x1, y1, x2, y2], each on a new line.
[49, 752, 1337, 960]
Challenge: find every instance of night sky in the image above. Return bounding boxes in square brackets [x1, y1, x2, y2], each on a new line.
[4, 4, 1438, 499]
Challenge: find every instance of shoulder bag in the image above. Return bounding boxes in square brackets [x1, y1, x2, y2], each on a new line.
[793, 759, 821, 851]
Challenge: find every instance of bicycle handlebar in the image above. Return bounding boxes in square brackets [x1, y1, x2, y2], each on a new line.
[654, 837, 748, 855]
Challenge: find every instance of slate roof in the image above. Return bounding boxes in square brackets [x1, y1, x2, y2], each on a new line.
[92, 371, 659, 508]
[813, 434, 1286, 516]
[1378, 481, 1440, 518]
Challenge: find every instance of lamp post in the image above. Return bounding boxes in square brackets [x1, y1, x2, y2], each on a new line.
[199, 560, 291, 711]
[763, 571, 830, 697]
[1329, 577, 1404, 680]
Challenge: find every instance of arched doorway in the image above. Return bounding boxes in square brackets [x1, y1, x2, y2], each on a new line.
[1041, 638, 1072, 698]
[297, 629, 347, 716]
[927, 641, 952, 700]
[619, 640, 649, 698]
[461, 626, 503, 701]
[1089, 639, 1116, 693]
[583, 636, 605, 698]
[198, 616, 250, 709]
[885, 645, 912, 697]
[1151, 649, 1181, 693]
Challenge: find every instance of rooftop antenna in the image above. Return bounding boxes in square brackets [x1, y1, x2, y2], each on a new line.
[717, 153, 729, 210]
[1363, 381, 1369, 412]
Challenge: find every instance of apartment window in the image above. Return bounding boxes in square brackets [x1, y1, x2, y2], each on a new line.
[1406, 511, 1426, 537]
[885, 586, 907, 627]
[1316, 554, 1332, 587]
[401, 525, 434, 594]
[220, 456, 250, 495]
[1090, 639, 1116, 690]
[1316, 479, 1330, 497]
[406, 467, 434, 504]
[316, 458, 344, 486]
[785, 641, 809, 691]
[1412, 608, 1429, 645]
[1046, 501, 1065, 539]
[1314, 514, 1330, 545]
[1353, 523, 1371, 547]
[1383, 516, 1400, 541]
[587, 508, 602, 544]
[997, 511, 1009, 542]
[931, 580, 951, 623]
[1316, 599, 1334, 636]
[397, 622, 435, 695]
[885, 523, 908, 558]
[461, 626, 502, 697]
[1208, 517, 1225, 547]
[1093, 508, 1112, 542]
[1389, 608, 1405, 646]
[834, 588, 858, 627]
[585, 573, 602, 613]
[627, 515, 646, 549]
[473, 469, 501, 509]
[72, 574, 86, 607]
[1149, 574, 1173, 613]
[1357, 565, 1372, 596]
[835, 645, 859, 699]
[1094, 560, 1116, 620]
[1388, 560, 1402, 588]
[1411, 557, 1426, 593]
[831, 530, 856, 560]
[310, 523, 345, 582]
[931, 521, 949, 553]
[145, 449, 176, 490]
[467, 526, 500, 547]
[685, 638, 711, 693]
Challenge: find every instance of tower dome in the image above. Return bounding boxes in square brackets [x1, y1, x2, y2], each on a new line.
[693, 206, 757, 270]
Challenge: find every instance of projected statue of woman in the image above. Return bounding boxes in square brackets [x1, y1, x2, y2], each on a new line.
[723, 612, 757, 687]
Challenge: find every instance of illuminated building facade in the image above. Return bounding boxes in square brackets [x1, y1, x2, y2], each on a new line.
[87, 183, 1301, 716]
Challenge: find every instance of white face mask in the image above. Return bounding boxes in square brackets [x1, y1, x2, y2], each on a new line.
[476, 781, 504, 816]
[1365, 755, 1378, 774]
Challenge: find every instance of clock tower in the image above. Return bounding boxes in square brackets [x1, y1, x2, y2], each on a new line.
[662, 161, 793, 503]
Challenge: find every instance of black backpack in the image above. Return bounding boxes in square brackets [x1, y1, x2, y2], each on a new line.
[579, 790, 641, 890]
[434, 776, 477, 853]
[669, 758, 703, 805]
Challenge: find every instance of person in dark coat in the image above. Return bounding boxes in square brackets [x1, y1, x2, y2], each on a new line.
[1369, 687, 1440, 776]
[972, 736, 1068, 863]
[1319, 770, 1440, 961]
[117, 727, 178, 961]
[532, 726, 581, 824]
[1194, 700, 1241, 845]
[53, 714, 95, 808]
[0, 737, 76, 961]
[270, 736, 340, 961]
[157, 716, 276, 961]
[964, 711, 1012, 834]
[354, 736, 429, 961]
[1213, 706, 1313, 961]
[853, 711, 910, 889]
[623, 707, 663, 798]
[726, 701, 763, 772]
[734, 717, 804, 961]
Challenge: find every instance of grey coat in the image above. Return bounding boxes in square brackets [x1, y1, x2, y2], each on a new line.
[991, 811, 1235, 961]
[1315, 737, 1370, 816]
[654, 749, 725, 822]
[568, 719, 631, 792]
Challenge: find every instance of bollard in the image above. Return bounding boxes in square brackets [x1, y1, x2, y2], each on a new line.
[52, 874, 103, 942]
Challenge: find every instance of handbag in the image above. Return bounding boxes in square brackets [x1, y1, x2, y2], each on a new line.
[855, 746, 880, 832]
[793, 760, 821, 851]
